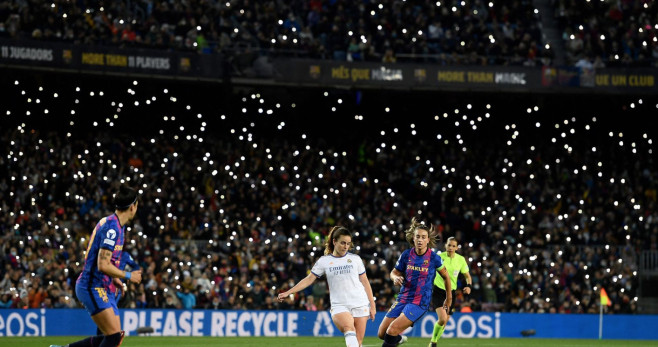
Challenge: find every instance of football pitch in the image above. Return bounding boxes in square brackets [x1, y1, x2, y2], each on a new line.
[0, 337, 655, 347]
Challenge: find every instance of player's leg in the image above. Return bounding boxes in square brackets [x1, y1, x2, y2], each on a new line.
[353, 316, 369, 347]
[54, 286, 109, 347]
[93, 301, 125, 347]
[429, 287, 449, 347]
[97, 290, 119, 336]
[384, 303, 426, 346]
[382, 314, 412, 347]
[378, 316, 396, 340]
[332, 311, 359, 347]
[350, 305, 371, 346]
[379, 300, 404, 340]
[429, 307, 449, 347]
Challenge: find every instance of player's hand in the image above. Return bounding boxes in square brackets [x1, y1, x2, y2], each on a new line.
[392, 275, 404, 286]
[463, 287, 471, 295]
[113, 277, 123, 296]
[444, 297, 452, 311]
[369, 304, 376, 321]
[277, 292, 290, 302]
[129, 270, 142, 284]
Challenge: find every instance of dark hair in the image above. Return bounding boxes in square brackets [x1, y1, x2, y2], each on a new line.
[324, 226, 352, 255]
[113, 185, 138, 211]
[405, 217, 439, 248]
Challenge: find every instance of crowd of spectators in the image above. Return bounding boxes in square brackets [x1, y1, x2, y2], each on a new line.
[4, 1, 657, 68]
[0, 0, 552, 66]
[554, 0, 658, 68]
[0, 72, 655, 316]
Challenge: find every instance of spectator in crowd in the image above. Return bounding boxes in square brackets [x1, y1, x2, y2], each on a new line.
[177, 286, 197, 309]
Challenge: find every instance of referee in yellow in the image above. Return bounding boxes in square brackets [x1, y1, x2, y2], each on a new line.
[429, 236, 472, 347]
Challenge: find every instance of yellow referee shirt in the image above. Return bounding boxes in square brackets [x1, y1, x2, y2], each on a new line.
[433, 252, 469, 290]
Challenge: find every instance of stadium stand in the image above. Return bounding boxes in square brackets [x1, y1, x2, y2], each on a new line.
[5, 1, 657, 68]
[0, 69, 655, 315]
[1, 0, 553, 66]
[553, 0, 658, 67]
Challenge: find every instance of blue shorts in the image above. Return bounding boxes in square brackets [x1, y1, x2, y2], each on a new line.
[385, 301, 427, 323]
[76, 283, 118, 316]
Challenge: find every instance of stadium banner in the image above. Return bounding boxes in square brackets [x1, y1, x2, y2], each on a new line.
[274, 59, 538, 91]
[274, 59, 658, 93]
[1, 309, 657, 339]
[541, 66, 656, 91]
[0, 38, 223, 78]
[1, 38, 656, 92]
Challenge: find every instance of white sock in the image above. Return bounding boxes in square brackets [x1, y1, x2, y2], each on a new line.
[344, 330, 358, 347]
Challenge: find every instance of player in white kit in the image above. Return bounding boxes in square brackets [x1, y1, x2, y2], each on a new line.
[278, 226, 376, 347]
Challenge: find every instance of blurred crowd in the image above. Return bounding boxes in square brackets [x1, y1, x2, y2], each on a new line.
[1, 0, 551, 66]
[0, 73, 655, 316]
[3, 1, 657, 67]
[554, 0, 658, 68]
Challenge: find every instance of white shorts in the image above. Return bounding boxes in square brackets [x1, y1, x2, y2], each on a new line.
[330, 304, 370, 318]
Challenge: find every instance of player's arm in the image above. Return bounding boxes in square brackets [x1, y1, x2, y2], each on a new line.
[123, 252, 140, 270]
[438, 267, 452, 308]
[112, 277, 124, 295]
[277, 272, 317, 302]
[97, 249, 142, 284]
[390, 268, 404, 286]
[359, 272, 377, 321]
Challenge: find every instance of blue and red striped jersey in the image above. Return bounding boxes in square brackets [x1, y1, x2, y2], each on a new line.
[394, 248, 443, 309]
[77, 214, 125, 289]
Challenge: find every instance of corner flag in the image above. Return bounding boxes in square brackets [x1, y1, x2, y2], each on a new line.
[599, 287, 611, 339]
[600, 287, 611, 306]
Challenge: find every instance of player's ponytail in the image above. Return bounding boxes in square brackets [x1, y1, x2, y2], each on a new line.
[405, 217, 439, 248]
[324, 226, 352, 255]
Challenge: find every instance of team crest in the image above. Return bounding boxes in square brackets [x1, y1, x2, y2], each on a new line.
[423, 259, 429, 265]
[414, 68, 427, 82]
[62, 50, 72, 64]
[347, 259, 352, 263]
[309, 65, 321, 79]
[95, 288, 109, 303]
[180, 57, 191, 72]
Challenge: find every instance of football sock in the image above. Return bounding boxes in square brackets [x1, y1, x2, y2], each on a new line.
[344, 330, 358, 347]
[431, 322, 444, 343]
[382, 333, 402, 347]
[99, 331, 124, 347]
[68, 334, 105, 347]
[434, 323, 445, 342]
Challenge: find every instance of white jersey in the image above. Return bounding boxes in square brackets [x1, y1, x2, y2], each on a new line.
[311, 252, 369, 308]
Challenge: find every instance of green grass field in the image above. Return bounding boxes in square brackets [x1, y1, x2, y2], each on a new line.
[0, 337, 655, 347]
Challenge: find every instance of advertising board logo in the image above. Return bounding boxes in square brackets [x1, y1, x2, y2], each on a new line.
[312, 311, 334, 336]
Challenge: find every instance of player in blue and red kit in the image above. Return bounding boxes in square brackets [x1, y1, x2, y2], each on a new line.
[378, 217, 452, 347]
[96, 250, 140, 336]
[51, 185, 142, 347]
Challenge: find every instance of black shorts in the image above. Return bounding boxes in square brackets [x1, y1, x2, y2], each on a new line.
[431, 287, 456, 315]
